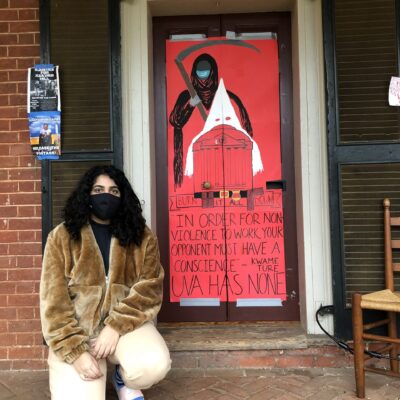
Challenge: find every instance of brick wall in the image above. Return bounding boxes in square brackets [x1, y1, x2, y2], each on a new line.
[0, 0, 45, 369]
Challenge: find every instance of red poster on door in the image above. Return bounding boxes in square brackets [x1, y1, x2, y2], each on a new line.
[166, 38, 286, 305]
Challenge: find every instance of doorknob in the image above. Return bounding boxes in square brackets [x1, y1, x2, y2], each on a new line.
[202, 181, 211, 189]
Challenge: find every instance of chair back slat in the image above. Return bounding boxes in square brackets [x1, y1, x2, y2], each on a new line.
[391, 217, 400, 226]
[384, 199, 395, 291]
[393, 263, 400, 272]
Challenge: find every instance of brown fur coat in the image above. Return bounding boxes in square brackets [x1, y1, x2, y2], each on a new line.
[40, 223, 164, 364]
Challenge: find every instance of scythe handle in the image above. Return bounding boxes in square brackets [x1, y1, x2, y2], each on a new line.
[175, 59, 207, 121]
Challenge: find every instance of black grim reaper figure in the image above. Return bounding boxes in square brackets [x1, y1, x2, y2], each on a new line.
[169, 53, 253, 188]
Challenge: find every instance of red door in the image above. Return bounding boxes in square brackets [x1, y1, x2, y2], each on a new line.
[154, 13, 298, 322]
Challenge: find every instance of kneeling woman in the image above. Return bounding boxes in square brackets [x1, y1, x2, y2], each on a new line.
[40, 165, 171, 400]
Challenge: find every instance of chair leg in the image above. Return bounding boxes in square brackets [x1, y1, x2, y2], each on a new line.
[388, 311, 399, 372]
[353, 293, 365, 398]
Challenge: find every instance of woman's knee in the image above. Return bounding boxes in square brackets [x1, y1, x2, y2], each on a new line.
[122, 351, 171, 389]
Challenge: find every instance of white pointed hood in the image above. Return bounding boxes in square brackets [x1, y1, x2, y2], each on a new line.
[184, 78, 263, 177]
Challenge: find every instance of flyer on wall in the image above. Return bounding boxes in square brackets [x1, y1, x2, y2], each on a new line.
[28, 111, 61, 160]
[27, 64, 60, 112]
[389, 76, 400, 106]
[27, 64, 61, 160]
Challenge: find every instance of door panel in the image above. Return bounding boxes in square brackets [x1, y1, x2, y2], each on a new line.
[221, 13, 299, 321]
[154, 13, 299, 322]
[154, 16, 226, 321]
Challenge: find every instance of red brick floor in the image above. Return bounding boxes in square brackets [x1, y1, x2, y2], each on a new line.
[1, 368, 400, 400]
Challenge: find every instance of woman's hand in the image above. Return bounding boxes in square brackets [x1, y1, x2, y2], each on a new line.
[73, 351, 103, 381]
[90, 325, 120, 359]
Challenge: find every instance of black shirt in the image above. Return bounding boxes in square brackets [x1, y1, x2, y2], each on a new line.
[90, 219, 112, 276]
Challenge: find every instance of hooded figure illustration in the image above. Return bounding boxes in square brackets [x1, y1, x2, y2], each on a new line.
[169, 53, 253, 188]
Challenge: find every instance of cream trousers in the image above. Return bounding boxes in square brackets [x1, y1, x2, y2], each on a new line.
[48, 322, 171, 400]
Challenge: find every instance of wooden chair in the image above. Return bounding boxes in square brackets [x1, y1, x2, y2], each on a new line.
[352, 198, 400, 398]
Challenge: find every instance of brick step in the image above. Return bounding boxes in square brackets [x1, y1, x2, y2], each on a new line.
[157, 322, 354, 370]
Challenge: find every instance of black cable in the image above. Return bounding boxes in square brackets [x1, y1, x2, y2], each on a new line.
[316, 305, 354, 355]
[316, 305, 400, 361]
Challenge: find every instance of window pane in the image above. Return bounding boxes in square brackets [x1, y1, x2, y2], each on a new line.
[335, 0, 399, 143]
[50, 0, 111, 151]
[51, 160, 112, 227]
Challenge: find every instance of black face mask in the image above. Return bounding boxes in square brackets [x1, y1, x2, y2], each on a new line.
[90, 193, 121, 221]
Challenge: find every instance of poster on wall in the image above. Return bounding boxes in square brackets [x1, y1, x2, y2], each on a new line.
[166, 38, 287, 307]
[389, 76, 400, 106]
[28, 64, 60, 113]
[27, 64, 61, 160]
[28, 112, 61, 159]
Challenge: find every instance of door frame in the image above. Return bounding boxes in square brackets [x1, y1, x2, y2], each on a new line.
[153, 12, 299, 322]
[120, 0, 333, 334]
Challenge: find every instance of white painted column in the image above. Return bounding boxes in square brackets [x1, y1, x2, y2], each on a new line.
[120, 0, 156, 229]
[294, 0, 333, 334]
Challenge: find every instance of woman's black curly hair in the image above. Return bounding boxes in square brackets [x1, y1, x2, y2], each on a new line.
[63, 165, 146, 247]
